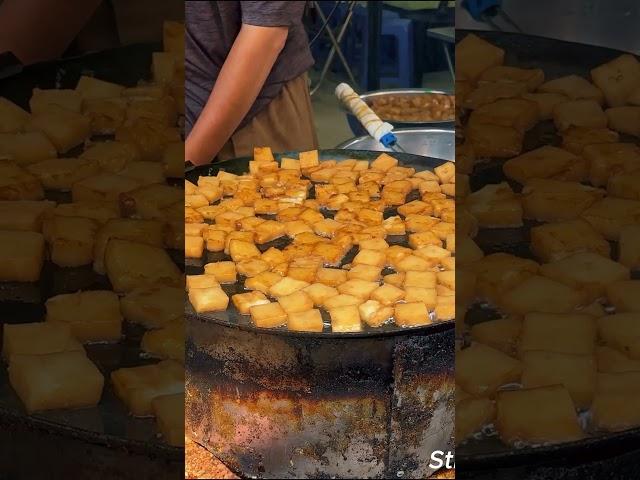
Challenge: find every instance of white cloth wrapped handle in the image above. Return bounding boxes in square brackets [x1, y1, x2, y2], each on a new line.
[335, 83, 395, 144]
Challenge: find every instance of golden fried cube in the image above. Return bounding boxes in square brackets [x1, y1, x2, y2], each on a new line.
[203, 261, 236, 284]
[606, 106, 640, 137]
[358, 300, 393, 327]
[519, 313, 596, 356]
[479, 65, 544, 90]
[30, 88, 82, 114]
[105, 239, 182, 292]
[456, 343, 522, 397]
[394, 301, 430, 327]
[466, 122, 523, 158]
[76, 75, 124, 100]
[120, 286, 183, 328]
[0, 97, 30, 134]
[403, 287, 436, 308]
[539, 74, 604, 103]
[312, 242, 346, 267]
[249, 302, 287, 328]
[585, 142, 640, 187]
[370, 284, 404, 306]
[245, 271, 283, 294]
[596, 346, 640, 373]
[119, 183, 183, 220]
[591, 54, 640, 106]
[404, 271, 436, 288]
[43, 215, 97, 267]
[553, 99, 607, 131]
[470, 318, 521, 355]
[298, 149, 319, 169]
[277, 290, 314, 314]
[462, 82, 527, 110]
[254, 220, 286, 244]
[521, 351, 596, 409]
[466, 182, 523, 228]
[141, 321, 184, 363]
[236, 259, 270, 278]
[111, 360, 183, 417]
[470, 98, 539, 132]
[185, 235, 204, 259]
[188, 287, 228, 313]
[0, 230, 45, 281]
[152, 393, 184, 447]
[370, 153, 398, 172]
[0, 160, 44, 200]
[352, 249, 386, 267]
[80, 141, 139, 173]
[347, 264, 382, 282]
[561, 126, 619, 155]
[521, 178, 604, 222]
[608, 170, 640, 201]
[9, 351, 103, 413]
[287, 309, 324, 332]
[329, 305, 362, 332]
[46, 290, 122, 343]
[539, 252, 629, 301]
[228, 239, 261, 263]
[0, 131, 57, 166]
[456, 397, 496, 445]
[581, 196, 640, 241]
[591, 391, 640, 432]
[500, 275, 587, 316]
[232, 291, 270, 314]
[2, 322, 82, 362]
[72, 172, 139, 204]
[504, 146, 585, 185]
[456, 33, 504, 81]
[186, 274, 218, 291]
[29, 106, 90, 153]
[496, 386, 584, 445]
[27, 158, 99, 191]
[324, 294, 362, 309]
[598, 312, 640, 359]
[316, 267, 348, 287]
[337, 279, 379, 299]
[530, 219, 609, 262]
[303, 283, 338, 306]
[269, 276, 310, 297]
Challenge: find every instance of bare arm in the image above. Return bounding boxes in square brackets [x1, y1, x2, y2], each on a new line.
[0, 0, 102, 64]
[185, 24, 289, 165]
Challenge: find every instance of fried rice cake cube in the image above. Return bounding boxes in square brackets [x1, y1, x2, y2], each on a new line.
[71, 172, 139, 205]
[456, 397, 496, 445]
[28, 105, 91, 153]
[521, 178, 605, 222]
[597, 312, 640, 360]
[2, 322, 83, 363]
[111, 360, 184, 417]
[538, 74, 604, 104]
[120, 286, 184, 328]
[105, 239, 182, 292]
[329, 305, 362, 332]
[581, 197, 640, 241]
[608, 170, 640, 201]
[591, 54, 640, 107]
[605, 106, 640, 137]
[43, 215, 98, 267]
[539, 251, 629, 301]
[499, 275, 588, 316]
[519, 313, 596, 356]
[455, 343, 522, 397]
[466, 123, 523, 159]
[561, 126, 619, 155]
[456, 33, 505, 82]
[462, 82, 528, 110]
[287, 309, 324, 332]
[0, 160, 45, 200]
[504, 146, 586, 185]
[80, 141, 140, 173]
[469, 98, 539, 132]
[0, 200, 54, 232]
[188, 287, 229, 313]
[619, 225, 640, 269]
[530, 219, 610, 262]
[141, 321, 184, 363]
[0, 230, 45, 282]
[0, 131, 56, 166]
[584, 142, 640, 187]
[470, 317, 522, 356]
[478, 65, 545, 91]
[0, 97, 30, 134]
[465, 182, 523, 228]
[9, 351, 104, 413]
[553, 99, 607, 131]
[45, 290, 122, 343]
[596, 346, 640, 373]
[495, 385, 584, 445]
[249, 302, 288, 328]
[521, 351, 596, 409]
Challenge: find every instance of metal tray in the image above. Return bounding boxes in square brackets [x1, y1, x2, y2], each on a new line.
[456, 29, 640, 478]
[342, 88, 455, 136]
[0, 43, 184, 479]
[185, 148, 454, 338]
[336, 127, 455, 160]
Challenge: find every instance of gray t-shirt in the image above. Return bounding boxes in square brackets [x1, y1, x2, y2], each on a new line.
[185, 1, 314, 134]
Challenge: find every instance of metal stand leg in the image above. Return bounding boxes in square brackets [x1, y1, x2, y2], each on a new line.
[442, 42, 454, 82]
[310, 1, 358, 95]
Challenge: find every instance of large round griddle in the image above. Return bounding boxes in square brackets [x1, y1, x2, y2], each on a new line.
[0, 44, 183, 479]
[185, 149, 454, 338]
[457, 30, 640, 479]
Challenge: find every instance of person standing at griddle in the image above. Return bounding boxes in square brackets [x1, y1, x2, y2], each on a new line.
[185, 1, 318, 165]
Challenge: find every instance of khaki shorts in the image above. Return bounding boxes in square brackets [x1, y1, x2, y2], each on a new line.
[217, 72, 319, 161]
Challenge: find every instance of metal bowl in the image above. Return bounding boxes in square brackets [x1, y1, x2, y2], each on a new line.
[336, 128, 455, 161]
[342, 88, 454, 137]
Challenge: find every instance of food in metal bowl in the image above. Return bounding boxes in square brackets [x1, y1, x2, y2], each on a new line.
[369, 93, 455, 122]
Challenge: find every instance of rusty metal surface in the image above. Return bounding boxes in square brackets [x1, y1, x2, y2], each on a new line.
[186, 316, 455, 479]
[457, 30, 640, 479]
